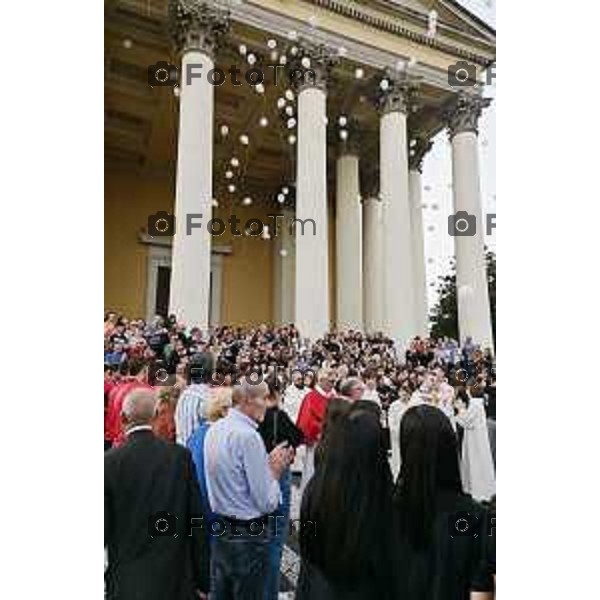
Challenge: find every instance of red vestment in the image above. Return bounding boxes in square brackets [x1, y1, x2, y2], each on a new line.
[296, 387, 331, 446]
[105, 380, 153, 447]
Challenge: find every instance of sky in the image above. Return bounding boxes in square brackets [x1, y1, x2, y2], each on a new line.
[422, 0, 496, 310]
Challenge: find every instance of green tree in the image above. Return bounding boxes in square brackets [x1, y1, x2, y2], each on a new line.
[429, 250, 496, 343]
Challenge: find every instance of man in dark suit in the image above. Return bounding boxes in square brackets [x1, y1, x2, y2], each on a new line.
[105, 388, 209, 599]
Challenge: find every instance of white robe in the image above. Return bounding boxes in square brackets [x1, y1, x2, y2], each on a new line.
[388, 399, 406, 480]
[388, 397, 423, 480]
[299, 445, 315, 501]
[456, 397, 496, 501]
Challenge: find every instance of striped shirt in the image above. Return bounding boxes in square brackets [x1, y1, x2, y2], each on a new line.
[174, 383, 211, 446]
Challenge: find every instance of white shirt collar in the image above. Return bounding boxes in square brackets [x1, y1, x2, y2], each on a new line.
[125, 425, 153, 436]
[315, 385, 330, 397]
[231, 407, 258, 429]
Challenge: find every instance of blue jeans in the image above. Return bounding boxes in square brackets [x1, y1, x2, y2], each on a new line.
[210, 521, 271, 600]
[264, 468, 292, 600]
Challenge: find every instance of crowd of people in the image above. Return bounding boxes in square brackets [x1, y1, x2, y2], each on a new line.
[104, 312, 496, 599]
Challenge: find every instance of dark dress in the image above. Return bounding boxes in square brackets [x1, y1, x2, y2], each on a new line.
[296, 560, 395, 600]
[296, 479, 397, 600]
[394, 491, 494, 600]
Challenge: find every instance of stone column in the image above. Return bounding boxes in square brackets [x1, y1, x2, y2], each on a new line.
[408, 137, 433, 338]
[378, 78, 417, 349]
[362, 177, 384, 334]
[335, 141, 363, 331]
[291, 45, 336, 341]
[168, 2, 229, 329]
[446, 93, 494, 350]
[273, 208, 295, 325]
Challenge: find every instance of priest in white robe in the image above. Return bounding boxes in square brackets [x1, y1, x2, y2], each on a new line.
[455, 393, 496, 501]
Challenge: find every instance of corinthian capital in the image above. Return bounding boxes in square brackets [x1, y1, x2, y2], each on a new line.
[408, 136, 433, 172]
[288, 42, 339, 93]
[445, 92, 492, 138]
[169, 1, 231, 56]
[376, 72, 420, 115]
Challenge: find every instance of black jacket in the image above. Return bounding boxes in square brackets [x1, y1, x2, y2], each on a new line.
[104, 430, 208, 599]
[258, 406, 304, 453]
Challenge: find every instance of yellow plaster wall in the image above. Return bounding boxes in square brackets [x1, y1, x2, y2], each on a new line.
[105, 168, 276, 325]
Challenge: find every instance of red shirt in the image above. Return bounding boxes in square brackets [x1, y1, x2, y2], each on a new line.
[296, 387, 332, 446]
[152, 398, 176, 443]
[105, 380, 153, 447]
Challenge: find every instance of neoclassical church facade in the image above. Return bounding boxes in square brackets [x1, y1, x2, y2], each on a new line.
[105, 0, 496, 348]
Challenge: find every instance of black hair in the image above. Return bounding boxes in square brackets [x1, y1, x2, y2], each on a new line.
[456, 386, 470, 409]
[264, 374, 281, 397]
[127, 360, 145, 377]
[394, 404, 463, 551]
[300, 408, 395, 594]
[188, 352, 215, 384]
[313, 397, 351, 469]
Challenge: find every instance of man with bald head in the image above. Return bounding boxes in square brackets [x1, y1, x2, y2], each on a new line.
[204, 377, 293, 599]
[105, 388, 209, 600]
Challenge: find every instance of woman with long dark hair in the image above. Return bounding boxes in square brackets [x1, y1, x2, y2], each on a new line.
[394, 404, 494, 599]
[297, 407, 396, 599]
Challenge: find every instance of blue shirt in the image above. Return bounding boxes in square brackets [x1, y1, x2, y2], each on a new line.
[204, 408, 280, 520]
[187, 422, 217, 525]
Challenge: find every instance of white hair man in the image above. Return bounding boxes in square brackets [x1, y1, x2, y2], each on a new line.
[105, 388, 209, 599]
[204, 377, 293, 597]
